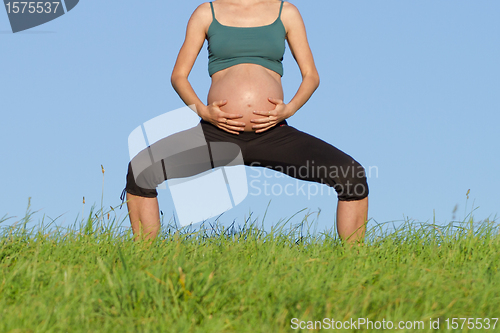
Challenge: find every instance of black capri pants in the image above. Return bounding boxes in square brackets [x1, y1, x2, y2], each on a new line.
[125, 119, 369, 201]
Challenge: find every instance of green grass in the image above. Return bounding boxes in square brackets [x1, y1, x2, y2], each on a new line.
[1, 204, 499, 332]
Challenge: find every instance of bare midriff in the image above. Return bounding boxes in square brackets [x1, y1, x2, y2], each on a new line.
[208, 63, 283, 132]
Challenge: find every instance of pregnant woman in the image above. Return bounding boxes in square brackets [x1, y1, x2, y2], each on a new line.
[125, 0, 369, 243]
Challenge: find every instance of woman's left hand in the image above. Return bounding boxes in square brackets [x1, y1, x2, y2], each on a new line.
[251, 97, 293, 133]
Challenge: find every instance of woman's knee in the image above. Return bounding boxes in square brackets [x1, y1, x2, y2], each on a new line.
[125, 162, 159, 198]
[332, 161, 369, 201]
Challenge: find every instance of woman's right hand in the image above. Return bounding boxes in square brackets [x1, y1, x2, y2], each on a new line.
[201, 100, 246, 135]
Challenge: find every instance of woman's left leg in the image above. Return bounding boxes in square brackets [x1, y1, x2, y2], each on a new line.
[336, 196, 368, 243]
[244, 124, 369, 243]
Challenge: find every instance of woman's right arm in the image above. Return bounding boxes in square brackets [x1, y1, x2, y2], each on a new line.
[170, 4, 209, 116]
[170, 3, 245, 134]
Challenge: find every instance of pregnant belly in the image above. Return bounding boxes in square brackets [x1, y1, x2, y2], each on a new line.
[207, 64, 284, 132]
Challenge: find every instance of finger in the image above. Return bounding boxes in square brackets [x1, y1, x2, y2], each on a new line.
[217, 125, 240, 135]
[218, 117, 246, 127]
[228, 127, 246, 133]
[227, 120, 247, 127]
[212, 99, 228, 107]
[223, 122, 246, 131]
[251, 117, 275, 124]
[253, 110, 276, 116]
[255, 125, 273, 133]
[268, 97, 283, 105]
[252, 122, 274, 129]
[223, 113, 245, 119]
[219, 120, 245, 130]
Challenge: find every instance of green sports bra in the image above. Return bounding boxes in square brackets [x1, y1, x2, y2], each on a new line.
[207, 1, 286, 77]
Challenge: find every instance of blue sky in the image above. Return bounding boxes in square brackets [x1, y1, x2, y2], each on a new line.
[1, 0, 499, 233]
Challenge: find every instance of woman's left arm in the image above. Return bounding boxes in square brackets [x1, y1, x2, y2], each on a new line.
[252, 2, 320, 132]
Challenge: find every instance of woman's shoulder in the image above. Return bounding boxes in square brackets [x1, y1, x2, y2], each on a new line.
[191, 2, 212, 17]
[280, 1, 304, 32]
[281, 1, 301, 18]
[186, 2, 213, 28]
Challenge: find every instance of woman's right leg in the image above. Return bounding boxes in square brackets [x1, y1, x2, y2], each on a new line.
[126, 193, 160, 240]
[125, 159, 161, 240]
[124, 120, 241, 240]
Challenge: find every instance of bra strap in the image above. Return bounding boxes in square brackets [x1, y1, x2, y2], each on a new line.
[209, 2, 215, 19]
[278, 1, 284, 18]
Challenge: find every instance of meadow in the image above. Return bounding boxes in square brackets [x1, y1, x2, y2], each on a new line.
[1, 202, 499, 332]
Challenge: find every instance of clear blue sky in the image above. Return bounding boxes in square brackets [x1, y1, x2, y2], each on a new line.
[1, 0, 499, 232]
